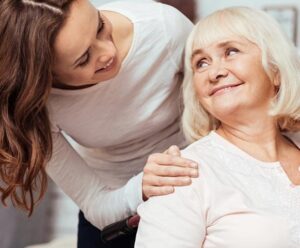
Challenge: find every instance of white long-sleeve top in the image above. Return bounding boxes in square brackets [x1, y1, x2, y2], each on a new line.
[135, 131, 300, 248]
[46, 1, 193, 229]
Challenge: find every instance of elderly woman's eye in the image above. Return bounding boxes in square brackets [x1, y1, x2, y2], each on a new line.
[226, 47, 239, 56]
[195, 59, 208, 69]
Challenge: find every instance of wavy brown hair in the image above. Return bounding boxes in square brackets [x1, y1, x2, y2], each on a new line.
[0, 0, 74, 215]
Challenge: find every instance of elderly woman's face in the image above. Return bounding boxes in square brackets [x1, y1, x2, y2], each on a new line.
[191, 35, 277, 120]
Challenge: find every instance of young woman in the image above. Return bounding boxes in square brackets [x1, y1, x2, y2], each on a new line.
[0, 0, 198, 247]
[135, 6, 300, 248]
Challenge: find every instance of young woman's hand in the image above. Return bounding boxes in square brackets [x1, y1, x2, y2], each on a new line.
[142, 145, 199, 200]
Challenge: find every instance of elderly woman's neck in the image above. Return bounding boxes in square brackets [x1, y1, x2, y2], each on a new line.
[216, 119, 290, 162]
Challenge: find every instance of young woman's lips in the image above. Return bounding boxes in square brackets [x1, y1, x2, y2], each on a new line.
[95, 57, 115, 73]
[209, 83, 244, 96]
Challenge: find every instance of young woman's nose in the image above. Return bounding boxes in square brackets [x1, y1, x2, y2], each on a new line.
[97, 54, 113, 64]
[94, 40, 116, 63]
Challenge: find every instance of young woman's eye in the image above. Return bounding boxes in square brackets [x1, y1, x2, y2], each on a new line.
[78, 52, 90, 67]
[226, 47, 239, 56]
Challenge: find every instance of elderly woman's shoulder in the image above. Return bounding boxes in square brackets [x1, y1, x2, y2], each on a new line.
[182, 133, 217, 158]
[180, 133, 225, 174]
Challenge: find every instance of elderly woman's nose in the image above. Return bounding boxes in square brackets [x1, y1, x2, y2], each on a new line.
[208, 62, 228, 82]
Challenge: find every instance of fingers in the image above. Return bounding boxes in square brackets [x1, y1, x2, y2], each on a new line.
[143, 175, 192, 187]
[142, 161, 198, 200]
[142, 149, 199, 200]
[147, 153, 198, 168]
[164, 145, 181, 156]
[143, 185, 174, 200]
[143, 173, 195, 200]
[144, 162, 198, 178]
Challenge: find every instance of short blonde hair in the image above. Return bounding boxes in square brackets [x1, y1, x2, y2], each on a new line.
[182, 6, 300, 142]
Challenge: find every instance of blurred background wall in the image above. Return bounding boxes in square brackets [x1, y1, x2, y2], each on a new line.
[1, 0, 298, 247]
[92, 0, 300, 46]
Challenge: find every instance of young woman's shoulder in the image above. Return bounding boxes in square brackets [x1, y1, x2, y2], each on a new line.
[98, 0, 165, 20]
[99, 1, 193, 31]
[100, 1, 193, 70]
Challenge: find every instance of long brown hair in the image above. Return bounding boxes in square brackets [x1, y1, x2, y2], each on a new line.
[0, 0, 74, 215]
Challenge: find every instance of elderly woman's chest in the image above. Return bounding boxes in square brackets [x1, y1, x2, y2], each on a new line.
[203, 212, 294, 248]
[204, 163, 300, 248]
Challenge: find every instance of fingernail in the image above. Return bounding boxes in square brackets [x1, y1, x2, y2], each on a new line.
[191, 169, 198, 177]
[190, 162, 198, 168]
[167, 187, 175, 193]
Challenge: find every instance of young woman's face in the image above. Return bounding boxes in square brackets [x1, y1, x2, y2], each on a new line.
[53, 0, 121, 88]
[191, 35, 277, 120]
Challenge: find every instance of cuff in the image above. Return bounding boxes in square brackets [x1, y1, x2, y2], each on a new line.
[124, 172, 144, 214]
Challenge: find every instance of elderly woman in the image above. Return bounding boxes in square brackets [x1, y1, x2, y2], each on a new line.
[135, 6, 300, 248]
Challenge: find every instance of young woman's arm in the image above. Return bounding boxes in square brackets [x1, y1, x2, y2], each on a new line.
[47, 131, 145, 229]
[47, 131, 197, 230]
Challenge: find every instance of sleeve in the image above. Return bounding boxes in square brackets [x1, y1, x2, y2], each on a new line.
[46, 131, 144, 230]
[135, 172, 208, 248]
[161, 3, 194, 71]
